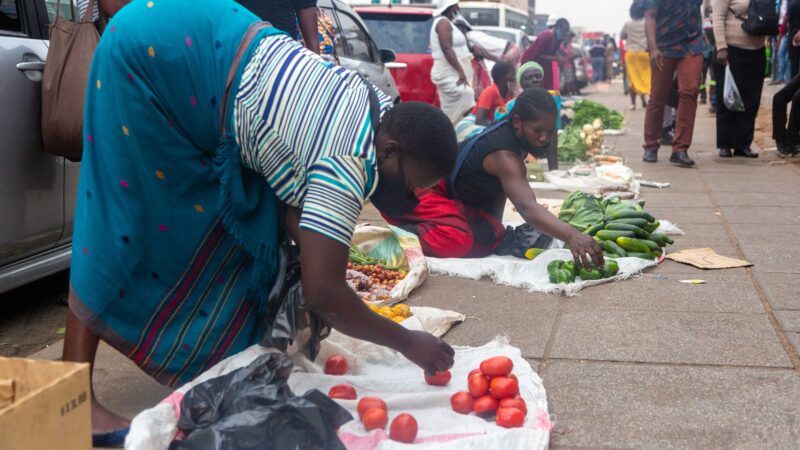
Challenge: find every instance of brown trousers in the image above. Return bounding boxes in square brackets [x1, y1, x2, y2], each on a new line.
[643, 53, 703, 153]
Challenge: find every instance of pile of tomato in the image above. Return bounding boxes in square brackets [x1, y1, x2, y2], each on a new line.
[324, 353, 527, 444]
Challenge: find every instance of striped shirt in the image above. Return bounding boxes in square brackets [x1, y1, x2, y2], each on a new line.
[76, 0, 100, 22]
[234, 34, 391, 246]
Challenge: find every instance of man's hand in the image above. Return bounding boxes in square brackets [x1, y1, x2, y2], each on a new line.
[650, 48, 663, 71]
[716, 48, 728, 65]
[567, 232, 604, 271]
[399, 330, 455, 376]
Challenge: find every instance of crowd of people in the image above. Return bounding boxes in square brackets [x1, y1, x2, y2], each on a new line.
[53, 0, 800, 446]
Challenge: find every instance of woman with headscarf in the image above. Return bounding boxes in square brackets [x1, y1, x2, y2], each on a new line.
[430, 0, 475, 124]
[62, 0, 457, 446]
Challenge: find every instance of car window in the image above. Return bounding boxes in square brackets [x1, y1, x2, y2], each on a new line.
[461, 8, 498, 27]
[505, 10, 528, 33]
[44, 0, 76, 23]
[360, 13, 432, 55]
[0, 0, 22, 32]
[336, 11, 374, 62]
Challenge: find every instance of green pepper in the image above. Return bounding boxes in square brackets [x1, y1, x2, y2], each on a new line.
[562, 261, 576, 277]
[601, 259, 619, 277]
[547, 260, 563, 274]
[554, 269, 574, 284]
[578, 267, 603, 280]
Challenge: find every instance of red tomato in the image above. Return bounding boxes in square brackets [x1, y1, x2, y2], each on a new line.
[473, 395, 499, 417]
[499, 396, 527, 415]
[480, 356, 513, 378]
[357, 397, 387, 420]
[327, 384, 357, 400]
[495, 407, 525, 428]
[324, 355, 348, 375]
[362, 408, 389, 431]
[509, 373, 518, 383]
[389, 413, 418, 444]
[468, 368, 483, 379]
[424, 370, 451, 386]
[468, 373, 489, 397]
[489, 376, 519, 400]
[450, 391, 474, 414]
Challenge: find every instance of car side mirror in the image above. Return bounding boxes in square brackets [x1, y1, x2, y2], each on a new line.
[379, 49, 397, 63]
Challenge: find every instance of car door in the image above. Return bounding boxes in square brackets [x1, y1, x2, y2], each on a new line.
[332, 7, 397, 100]
[0, 0, 65, 266]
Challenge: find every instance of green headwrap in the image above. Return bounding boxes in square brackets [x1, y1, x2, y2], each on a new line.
[517, 61, 544, 85]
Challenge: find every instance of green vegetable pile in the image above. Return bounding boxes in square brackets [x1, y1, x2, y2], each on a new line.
[559, 194, 674, 260]
[557, 125, 587, 162]
[547, 258, 619, 284]
[571, 100, 624, 130]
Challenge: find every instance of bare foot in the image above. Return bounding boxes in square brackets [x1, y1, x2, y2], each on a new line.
[91, 397, 130, 433]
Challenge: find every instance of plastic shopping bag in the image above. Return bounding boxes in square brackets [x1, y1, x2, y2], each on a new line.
[723, 65, 745, 112]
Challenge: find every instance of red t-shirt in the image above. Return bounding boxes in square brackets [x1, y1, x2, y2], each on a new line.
[473, 84, 514, 118]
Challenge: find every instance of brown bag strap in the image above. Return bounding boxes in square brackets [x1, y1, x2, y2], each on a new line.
[219, 22, 272, 135]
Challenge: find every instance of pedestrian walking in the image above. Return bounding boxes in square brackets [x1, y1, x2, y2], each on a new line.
[559, 32, 579, 96]
[712, 0, 767, 158]
[641, 0, 704, 167]
[787, 0, 800, 78]
[605, 35, 617, 81]
[590, 39, 607, 82]
[521, 18, 571, 90]
[430, 0, 476, 124]
[235, 0, 320, 53]
[62, 0, 457, 446]
[772, 48, 800, 157]
[621, 2, 650, 110]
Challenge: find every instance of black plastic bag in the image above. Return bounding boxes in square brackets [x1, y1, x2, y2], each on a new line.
[260, 240, 330, 361]
[494, 224, 553, 259]
[169, 352, 352, 450]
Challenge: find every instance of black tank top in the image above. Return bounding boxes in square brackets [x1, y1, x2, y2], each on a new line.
[452, 121, 532, 217]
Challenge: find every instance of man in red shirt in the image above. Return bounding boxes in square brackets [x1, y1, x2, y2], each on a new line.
[474, 62, 516, 125]
[521, 18, 571, 90]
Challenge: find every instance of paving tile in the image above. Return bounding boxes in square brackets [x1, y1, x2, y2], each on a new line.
[703, 171, 798, 193]
[545, 361, 800, 449]
[409, 276, 557, 358]
[786, 332, 800, 356]
[665, 223, 734, 247]
[563, 271, 764, 314]
[775, 310, 800, 333]
[739, 245, 800, 274]
[720, 206, 800, 225]
[639, 192, 713, 208]
[713, 191, 800, 207]
[730, 223, 800, 248]
[754, 272, 800, 310]
[549, 310, 791, 367]
[645, 206, 723, 225]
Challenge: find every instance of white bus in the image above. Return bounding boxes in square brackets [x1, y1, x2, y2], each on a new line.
[459, 2, 533, 35]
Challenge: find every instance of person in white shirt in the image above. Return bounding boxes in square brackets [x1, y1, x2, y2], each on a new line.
[430, 0, 475, 124]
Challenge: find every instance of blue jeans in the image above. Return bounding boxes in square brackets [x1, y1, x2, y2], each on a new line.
[591, 57, 605, 82]
[778, 35, 791, 82]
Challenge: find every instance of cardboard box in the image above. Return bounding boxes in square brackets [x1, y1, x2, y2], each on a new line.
[0, 358, 91, 450]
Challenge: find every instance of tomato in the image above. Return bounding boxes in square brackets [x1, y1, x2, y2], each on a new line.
[324, 355, 348, 375]
[362, 408, 389, 431]
[489, 376, 519, 400]
[450, 391, 474, 414]
[495, 407, 525, 428]
[499, 396, 527, 415]
[468, 368, 483, 379]
[468, 373, 489, 397]
[424, 370, 451, 386]
[509, 373, 518, 384]
[473, 395, 499, 417]
[357, 397, 387, 420]
[327, 384, 357, 400]
[389, 413, 418, 443]
[480, 356, 513, 378]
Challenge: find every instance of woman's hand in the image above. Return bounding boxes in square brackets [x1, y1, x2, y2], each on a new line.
[566, 232, 604, 271]
[457, 71, 469, 87]
[716, 48, 728, 66]
[399, 330, 455, 376]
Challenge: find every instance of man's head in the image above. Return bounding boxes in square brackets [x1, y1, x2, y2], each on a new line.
[517, 62, 545, 90]
[508, 88, 557, 150]
[375, 102, 457, 192]
[554, 18, 570, 41]
[491, 62, 516, 91]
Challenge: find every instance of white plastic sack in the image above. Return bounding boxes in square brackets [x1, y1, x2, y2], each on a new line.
[352, 225, 428, 304]
[427, 248, 657, 297]
[723, 65, 745, 112]
[126, 306, 466, 450]
[542, 163, 640, 196]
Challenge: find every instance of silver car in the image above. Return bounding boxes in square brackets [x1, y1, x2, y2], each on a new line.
[0, 0, 397, 295]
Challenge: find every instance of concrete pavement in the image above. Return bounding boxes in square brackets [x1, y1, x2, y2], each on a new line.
[32, 81, 800, 448]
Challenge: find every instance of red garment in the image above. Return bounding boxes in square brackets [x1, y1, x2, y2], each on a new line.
[473, 83, 514, 118]
[521, 29, 557, 89]
[381, 181, 506, 258]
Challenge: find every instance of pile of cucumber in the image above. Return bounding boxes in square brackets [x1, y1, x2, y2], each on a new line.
[586, 210, 674, 260]
[548, 258, 619, 284]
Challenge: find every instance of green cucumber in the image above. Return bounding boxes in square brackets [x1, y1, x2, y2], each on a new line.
[606, 210, 656, 222]
[596, 230, 635, 241]
[644, 220, 661, 233]
[603, 252, 622, 258]
[601, 240, 628, 257]
[648, 233, 671, 247]
[584, 223, 605, 236]
[627, 251, 656, 260]
[616, 237, 656, 253]
[604, 222, 650, 239]
[607, 218, 650, 228]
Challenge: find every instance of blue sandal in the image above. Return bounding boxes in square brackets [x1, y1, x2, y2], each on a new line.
[92, 427, 129, 448]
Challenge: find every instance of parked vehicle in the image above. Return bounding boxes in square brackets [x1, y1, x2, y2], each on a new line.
[473, 26, 531, 53]
[0, 0, 397, 295]
[355, 5, 438, 105]
[572, 44, 591, 89]
[320, 0, 401, 102]
[460, 1, 533, 35]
